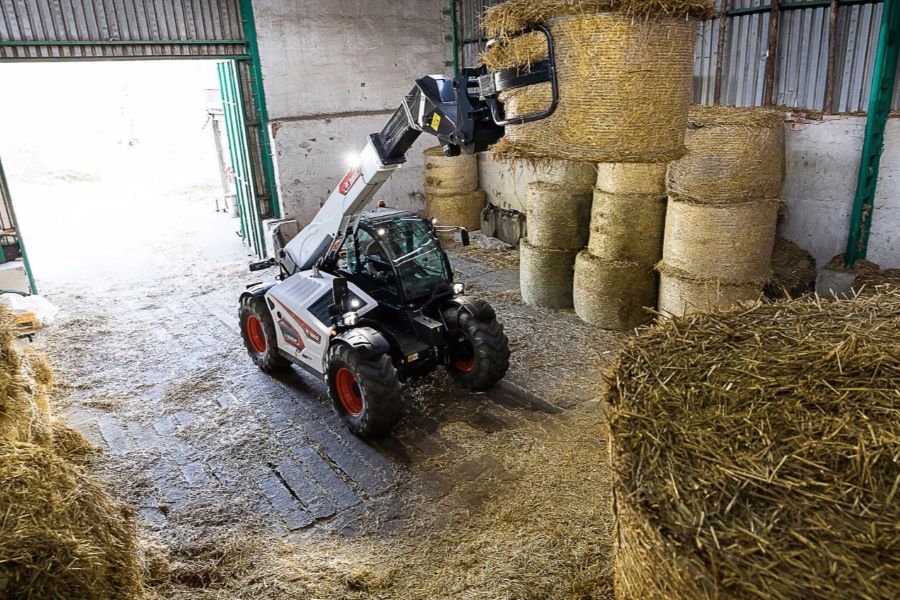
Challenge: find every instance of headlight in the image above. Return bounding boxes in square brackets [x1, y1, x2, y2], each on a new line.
[452, 282, 465, 296]
[343, 311, 359, 326]
[348, 297, 362, 309]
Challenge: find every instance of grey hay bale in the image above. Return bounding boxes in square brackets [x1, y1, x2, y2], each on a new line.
[573, 251, 656, 330]
[525, 182, 592, 250]
[531, 159, 597, 193]
[657, 265, 762, 317]
[426, 189, 485, 231]
[668, 106, 786, 202]
[588, 189, 667, 264]
[595, 162, 667, 194]
[520, 239, 578, 308]
[662, 196, 779, 282]
[424, 146, 478, 195]
[483, 14, 697, 163]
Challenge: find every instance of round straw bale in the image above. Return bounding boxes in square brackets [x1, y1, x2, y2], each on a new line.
[595, 162, 667, 194]
[573, 251, 656, 329]
[530, 159, 597, 192]
[668, 106, 786, 202]
[0, 439, 143, 599]
[426, 189, 485, 231]
[424, 147, 478, 195]
[520, 239, 578, 308]
[483, 14, 697, 163]
[764, 237, 817, 299]
[588, 190, 667, 264]
[0, 309, 52, 447]
[657, 266, 762, 317]
[662, 197, 779, 281]
[483, 0, 714, 37]
[608, 289, 900, 599]
[525, 182, 592, 250]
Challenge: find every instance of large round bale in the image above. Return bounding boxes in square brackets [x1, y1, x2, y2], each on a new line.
[520, 239, 578, 308]
[765, 237, 818, 299]
[424, 146, 478, 195]
[0, 309, 52, 447]
[588, 190, 667, 264]
[607, 289, 900, 599]
[662, 197, 779, 281]
[657, 266, 762, 317]
[595, 162, 667, 194]
[525, 182, 592, 250]
[426, 189, 485, 231]
[668, 106, 786, 201]
[531, 158, 597, 192]
[573, 251, 656, 329]
[0, 439, 143, 599]
[482, 10, 701, 163]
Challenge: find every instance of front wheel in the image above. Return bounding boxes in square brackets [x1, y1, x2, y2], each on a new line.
[326, 344, 402, 437]
[443, 304, 510, 390]
[240, 297, 291, 372]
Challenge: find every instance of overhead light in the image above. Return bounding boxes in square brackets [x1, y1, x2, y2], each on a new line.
[344, 152, 361, 168]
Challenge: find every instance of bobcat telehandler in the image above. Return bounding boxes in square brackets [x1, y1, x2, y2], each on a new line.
[239, 26, 558, 436]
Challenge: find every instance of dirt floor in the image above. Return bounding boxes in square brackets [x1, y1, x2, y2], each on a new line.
[30, 216, 624, 598]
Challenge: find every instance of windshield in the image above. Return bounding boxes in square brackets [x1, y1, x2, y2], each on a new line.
[375, 218, 451, 300]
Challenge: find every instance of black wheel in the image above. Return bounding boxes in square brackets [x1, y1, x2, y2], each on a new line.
[443, 303, 510, 390]
[239, 297, 291, 372]
[326, 344, 402, 437]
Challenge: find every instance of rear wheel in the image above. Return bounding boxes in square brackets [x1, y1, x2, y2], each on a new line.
[239, 297, 290, 372]
[443, 304, 510, 390]
[327, 344, 402, 437]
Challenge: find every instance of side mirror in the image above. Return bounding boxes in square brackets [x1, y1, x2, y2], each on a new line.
[332, 277, 349, 311]
[461, 228, 470, 246]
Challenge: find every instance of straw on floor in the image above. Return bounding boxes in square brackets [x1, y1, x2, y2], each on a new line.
[608, 289, 900, 599]
[765, 237, 817, 299]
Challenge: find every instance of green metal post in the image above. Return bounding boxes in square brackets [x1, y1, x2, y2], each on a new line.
[844, 0, 900, 267]
[239, 0, 281, 219]
[0, 158, 37, 294]
[451, 0, 460, 75]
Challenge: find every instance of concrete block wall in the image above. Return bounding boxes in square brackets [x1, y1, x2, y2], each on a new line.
[252, 0, 445, 225]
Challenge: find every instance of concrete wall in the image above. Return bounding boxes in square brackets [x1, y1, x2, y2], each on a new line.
[253, 0, 445, 225]
[780, 115, 899, 269]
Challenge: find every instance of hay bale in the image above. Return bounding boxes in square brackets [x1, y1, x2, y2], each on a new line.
[520, 239, 578, 308]
[525, 182, 592, 250]
[661, 197, 779, 281]
[573, 251, 656, 329]
[0, 439, 143, 598]
[426, 189, 485, 231]
[595, 162, 667, 194]
[483, 14, 697, 163]
[424, 147, 478, 195]
[608, 289, 900, 599]
[51, 418, 99, 464]
[0, 308, 52, 447]
[657, 266, 762, 317]
[588, 190, 666, 264]
[668, 106, 786, 202]
[765, 237, 817, 299]
[531, 159, 597, 192]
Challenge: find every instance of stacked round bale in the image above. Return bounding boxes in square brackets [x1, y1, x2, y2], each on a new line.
[520, 160, 595, 308]
[607, 289, 900, 599]
[482, 0, 711, 329]
[424, 147, 485, 231]
[659, 106, 785, 317]
[574, 163, 668, 329]
[0, 307, 141, 598]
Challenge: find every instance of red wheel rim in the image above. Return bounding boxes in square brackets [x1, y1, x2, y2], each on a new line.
[246, 315, 267, 354]
[335, 368, 364, 417]
[450, 332, 476, 374]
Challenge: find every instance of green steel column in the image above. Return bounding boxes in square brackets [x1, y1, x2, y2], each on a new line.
[239, 0, 281, 219]
[0, 158, 37, 294]
[845, 0, 900, 267]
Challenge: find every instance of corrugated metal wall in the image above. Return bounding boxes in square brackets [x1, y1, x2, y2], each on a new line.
[0, 0, 246, 59]
[456, 0, 896, 112]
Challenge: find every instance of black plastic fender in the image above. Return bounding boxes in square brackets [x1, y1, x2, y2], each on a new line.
[332, 326, 391, 360]
[239, 281, 277, 306]
[442, 296, 496, 323]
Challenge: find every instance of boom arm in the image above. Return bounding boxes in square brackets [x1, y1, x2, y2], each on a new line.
[281, 25, 558, 274]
